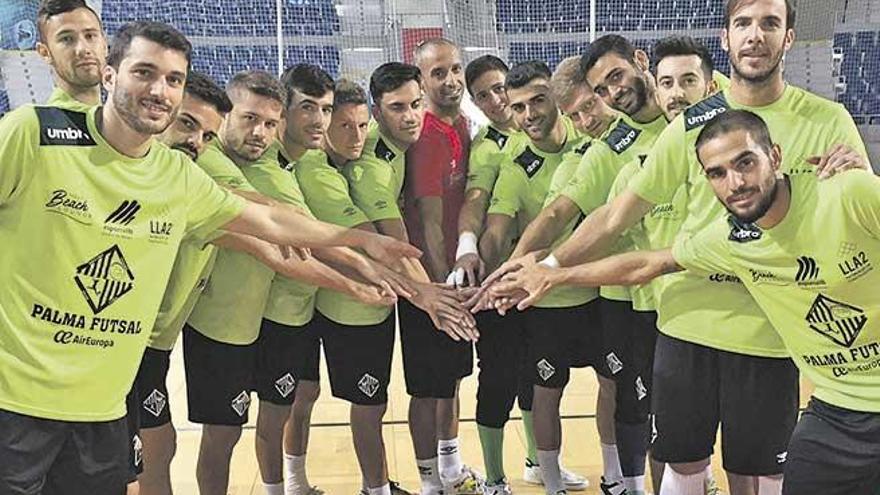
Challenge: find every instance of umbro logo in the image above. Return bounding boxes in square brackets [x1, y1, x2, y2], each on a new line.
[515, 148, 545, 178]
[728, 216, 762, 243]
[537, 359, 555, 381]
[142, 389, 167, 417]
[36, 107, 97, 146]
[806, 294, 867, 347]
[106, 200, 141, 226]
[132, 434, 143, 468]
[358, 373, 380, 398]
[231, 390, 251, 417]
[274, 373, 296, 398]
[776, 451, 788, 464]
[74, 245, 135, 314]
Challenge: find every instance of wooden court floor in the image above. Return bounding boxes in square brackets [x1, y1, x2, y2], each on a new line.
[164, 337, 812, 494]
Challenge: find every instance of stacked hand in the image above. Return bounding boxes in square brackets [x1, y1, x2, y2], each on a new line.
[410, 282, 480, 342]
[464, 252, 558, 314]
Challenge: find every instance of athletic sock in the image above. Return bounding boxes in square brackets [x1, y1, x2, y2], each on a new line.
[263, 482, 284, 495]
[623, 475, 646, 493]
[536, 449, 566, 494]
[757, 476, 783, 495]
[284, 453, 309, 495]
[521, 410, 539, 464]
[438, 437, 464, 485]
[477, 425, 506, 484]
[659, 468, 705, 495]
[368, 483, 392, 495]
[704, 465, 715, 483]
[600, 443, 624, 482]
[416, 457, 444, 495]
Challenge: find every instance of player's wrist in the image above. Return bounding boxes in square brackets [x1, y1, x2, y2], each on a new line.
[456, 231, 479, 260]
[539, 253, 560, 269]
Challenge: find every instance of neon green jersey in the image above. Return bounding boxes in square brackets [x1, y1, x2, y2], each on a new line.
[297, 149, 392, 326]
[712, 71, 731, 92]
[148, 140, 258, 351]
[188, 142, 313, 344]
[490, 118, 596, 308]
[344, 125, 406, 223]
[0, 105, 245, 421]
[45, 87, 94, 112]
[673, 171, 880, 412]
[630, 85, 869, 357]
[466, 124, 525, 193]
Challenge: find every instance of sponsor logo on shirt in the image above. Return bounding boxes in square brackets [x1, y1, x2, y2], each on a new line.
[149, 207, 174, 244]
[604, 120, 642, 155]
[343, 206, 358, 217]
[375, 139, 396, 163]
[36, 107, 97, 146]
[274, 373, 296, 398]
[709, 273, 742, 284]
[44, 189, 92, 224]
[104, 200, 141, 238]
[485, 126, 509, 150]
[795, 256, 827, 288]
[74, 244, 135, 314]
[806, 294, 867, 347]
[727, 216, 762, 243]
[358, 373, 380, 398]
[231, 390, 251, 417]
[649, 203, 677, 219]
[683, 93, 729, 131]
[748, 268, 786, 286]
[838, 250, 873, 282]
[143, 389, 168, 417]
[537, 358, 556, 381]
[515, 147, 545, 178]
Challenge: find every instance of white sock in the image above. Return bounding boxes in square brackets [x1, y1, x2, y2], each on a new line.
[757, 476, 783, 495]
[368, 483, 392, 495]
[417, 457, 443, 495]
[659, 468, 705, 495]
[263, 482, 284, 495]
[438, 438, 463, 485]
[284, 453, 309, 495]
[623, 475, 646, 493]
[537, 449, 566, 495]
[600, 443, 623, 482]
[704, 464, 715, 482]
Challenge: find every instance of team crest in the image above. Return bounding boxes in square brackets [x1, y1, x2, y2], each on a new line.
[142, 389, 167, 418]
[74, 245, 135, 314]
[605, 352, 624, 375]
[275, 373, 296, 398]
[805, 294, 867, 347]
[358, 373, 380, 397]
[231, 390, 251, 417]
[537, 359, 556, 381]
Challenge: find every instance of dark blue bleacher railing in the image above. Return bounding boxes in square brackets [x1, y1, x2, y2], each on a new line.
[834, 30, 880, 122]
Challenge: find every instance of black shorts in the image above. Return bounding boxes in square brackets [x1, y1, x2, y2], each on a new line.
[525, 299, 609, 389]
[651, 332, 799, 475]
[134, 347, 172, 429]
[398, 301, 474, 399]
[599, 299, 658, 424]
[475, 309, 533, 428]
[0, 408, 130, 495]
[183, 324, 255, 426]
[783, 398, 880, 495]
[124, 386, 143, 481]
[255, 318, 322, 405]
[317, 312, 395, 406]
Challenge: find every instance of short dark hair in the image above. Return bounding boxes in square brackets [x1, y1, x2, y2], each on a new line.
[37, 0, 101, 42]
[579, 34, 637, 79]
[280, 63, 335, 107]
[505, 60, 552, 90]
[226, 70, 287, 106]
[185, 71, 232, 114]
[724, 0, 795, 30]
[369, 62, 421, 103]
[695, 109, 774, 165]
[107, 21, 191, 70]
[333, 79, 368, 108]
[465, 55, 509, 96]
[651, 36, 715, 79]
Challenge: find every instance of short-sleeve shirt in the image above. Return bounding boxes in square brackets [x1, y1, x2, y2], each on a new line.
[344, 123, 406, 223]
[297, 149, 392, 326]
[0, 105, 245, 421]
[404, 112, 471, 267]
[46, 87, 94, 112]
[673, 171, 880, 412]
[466, 124, 525, 194]
[630, 85, 869, 357]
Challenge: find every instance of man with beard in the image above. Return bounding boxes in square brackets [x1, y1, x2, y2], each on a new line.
[491, 109, 880, 495]
[486, 1, 870, 493]
[0, 20, 419, 495]
[398, 38, 482, 495]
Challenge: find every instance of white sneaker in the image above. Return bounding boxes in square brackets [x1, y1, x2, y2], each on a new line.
[446, 465, 484, 495]
[523, 459, 590, 491]
[483, 479, 513, 495]
[598, 477, 627, 495]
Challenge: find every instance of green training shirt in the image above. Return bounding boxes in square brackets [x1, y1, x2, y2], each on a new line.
[46, 87, 93, 112]
[673, 171, 880, 412]
[296, 149, 392, 326]
[629, 85, 869, 357]
[466, 124, 526, 194]
[0, 105, 245, 421]
[344, 125, 406, 223]
[148, 140, 258, 351]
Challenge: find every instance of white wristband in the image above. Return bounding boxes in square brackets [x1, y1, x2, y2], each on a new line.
[540, 254, 560, 269]
[455, 231, 479, 260]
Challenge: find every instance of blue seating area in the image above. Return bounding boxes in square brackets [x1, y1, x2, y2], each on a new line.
[834, 31, 880, 118]
[192, 45, 340, 87]
[101, 0, 339, 37]
[0, 89, 9, 116]
[496, 0, 591, 34]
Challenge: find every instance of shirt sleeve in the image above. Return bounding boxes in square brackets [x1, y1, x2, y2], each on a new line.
[559, 143, 625, 215]
[406, 134, 445, 199]
[296, 164, 371, 228]
[627, 117, 688, 206]
[183, 159, 247, 239]
[467, 141, 501, 193]
[670, 222, 735, 277]
[828, 103, 870, 160]
[345, 158, 403, 222]
[486, 165, 523, 218]
[0, 107, 37, 206]
[840, 170, 880, 238]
